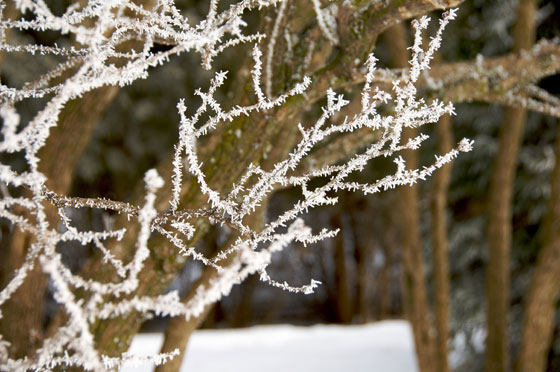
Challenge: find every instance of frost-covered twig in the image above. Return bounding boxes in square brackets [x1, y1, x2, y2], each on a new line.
[0, 3, 467, 371]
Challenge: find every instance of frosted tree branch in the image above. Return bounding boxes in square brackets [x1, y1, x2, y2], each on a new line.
[0, 2, 470, 370]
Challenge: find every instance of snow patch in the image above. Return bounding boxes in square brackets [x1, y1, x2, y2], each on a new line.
[122, 321, 417, 372]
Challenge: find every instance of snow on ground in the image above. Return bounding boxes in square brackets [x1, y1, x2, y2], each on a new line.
[122, 320, 418, 372]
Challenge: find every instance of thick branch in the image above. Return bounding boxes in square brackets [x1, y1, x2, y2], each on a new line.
[346, 41, 560, 110]
[305, 0, 464, 103]
[297, 42, 560, 177]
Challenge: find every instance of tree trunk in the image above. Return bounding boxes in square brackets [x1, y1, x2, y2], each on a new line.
[0, 0, 157, 357]
[399, 126, 436, 372]
[378, 237, 395, 319]
[155, 253, 234, 372]
[351, 207, 372, 323]
[485, 1, 535, 371]
[430, 113, 453, 372]
[515, 121, 560, 372]
[0, 82, 119, 359]
[156, 201, 269, 372]
[377, 195, 401, 319]
[385, 22, 436, 372]
[232, 274, 258, 328]
[155, 61, 304, 369]
[331, 210, 353, 324]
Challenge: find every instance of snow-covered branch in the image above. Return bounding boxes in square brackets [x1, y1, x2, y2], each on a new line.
[0, 2, 467, 370]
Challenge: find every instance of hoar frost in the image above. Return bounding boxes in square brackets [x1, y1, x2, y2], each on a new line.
[0, 2, 468, 371]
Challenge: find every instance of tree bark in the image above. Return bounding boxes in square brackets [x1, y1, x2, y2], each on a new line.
[331, 210, 354, 324]
[430, 113, 453, 372]
[385, 22, 436, 372]
[515, 121, 560, 372]
[155, 246, 236, 372]
[351, 206, 372, 323]
[378, 234, 395, 319]
[485, 1, 536, 372]
[154, 17, 306, 362]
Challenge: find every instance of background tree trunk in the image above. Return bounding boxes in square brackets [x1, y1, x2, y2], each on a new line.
[485, 1, 536, 371]
[385, 22, 436, 372]
[351, 205, 372, 323]
[430, 113, 453, 372]
[331, 210, 353, 324]
[515, 120, 560, 372]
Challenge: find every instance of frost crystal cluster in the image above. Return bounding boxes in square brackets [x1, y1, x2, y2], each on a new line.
[0, 1, 468, 370]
